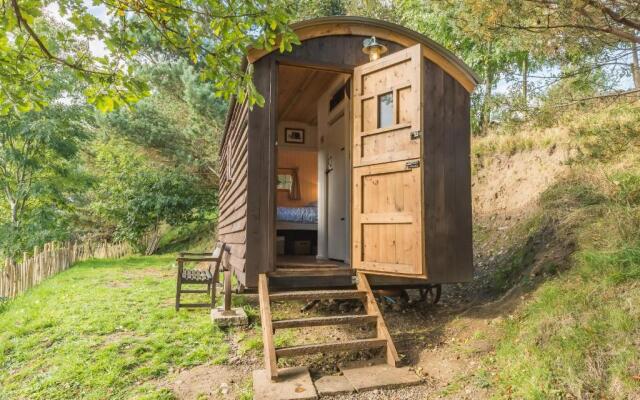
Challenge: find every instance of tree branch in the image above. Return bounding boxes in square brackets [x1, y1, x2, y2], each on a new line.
[497, 22, 640, 43]
[10, 0, 113, 76]
[583, 0, 640, 31]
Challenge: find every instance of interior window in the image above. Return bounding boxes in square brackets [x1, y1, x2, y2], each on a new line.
[277, 173, 293, 191]
[378, 92, 393, 128]
[277, 168, 301, 200]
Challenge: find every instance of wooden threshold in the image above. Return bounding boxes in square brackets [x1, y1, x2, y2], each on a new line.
[269, 268, 355, 278]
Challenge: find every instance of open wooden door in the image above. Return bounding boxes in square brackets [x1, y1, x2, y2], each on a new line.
[352, 44, 425, 278]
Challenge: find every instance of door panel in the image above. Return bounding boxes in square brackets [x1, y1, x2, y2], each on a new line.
[327, 114, 347, 261]
[352, 44, 425, 278]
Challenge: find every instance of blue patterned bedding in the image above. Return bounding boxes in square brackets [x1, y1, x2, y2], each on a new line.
[277, 206, 318, 224]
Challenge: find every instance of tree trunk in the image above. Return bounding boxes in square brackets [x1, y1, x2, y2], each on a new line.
[632, 41, 640, 89]
[522, 54, 529, 107]
[10, 201, 18, 227]
[480, 67, 495, 136]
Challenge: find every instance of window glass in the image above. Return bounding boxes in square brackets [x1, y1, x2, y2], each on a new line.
[277, 174, 293, 191]
[378, 92, 393, 128]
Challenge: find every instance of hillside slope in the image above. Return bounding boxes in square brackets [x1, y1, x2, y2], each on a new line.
[465, 100, 640, 399]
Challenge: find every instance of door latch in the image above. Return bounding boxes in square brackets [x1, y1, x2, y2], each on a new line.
[410, 131, 422, 140]
[405, 160, 420, 169]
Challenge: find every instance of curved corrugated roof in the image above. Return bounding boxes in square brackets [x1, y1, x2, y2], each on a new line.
[248, 16, 479, 92]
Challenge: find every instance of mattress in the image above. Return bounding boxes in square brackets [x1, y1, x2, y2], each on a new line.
[277, 206, 318, 224]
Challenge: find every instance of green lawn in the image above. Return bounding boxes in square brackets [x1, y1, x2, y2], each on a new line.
[0, 255, 230, 400]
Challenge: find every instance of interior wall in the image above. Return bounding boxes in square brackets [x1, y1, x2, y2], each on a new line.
[317, 75, 351, 262]
[277, 121, 317, 150]
[277, 149, 318, 207]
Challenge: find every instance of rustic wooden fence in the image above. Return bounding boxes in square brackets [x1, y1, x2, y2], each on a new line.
[0, 241, 131, 299]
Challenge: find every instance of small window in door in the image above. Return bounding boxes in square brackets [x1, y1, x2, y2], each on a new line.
[378, 92, 393, 128]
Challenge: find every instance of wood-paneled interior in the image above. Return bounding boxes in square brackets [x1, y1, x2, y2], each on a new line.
[352, 44, 424, 278]
[217, 99, 249, 282]
[422, 59, 473, 283]
[278, 65, 339, 124]
[277, 149, 318, 207]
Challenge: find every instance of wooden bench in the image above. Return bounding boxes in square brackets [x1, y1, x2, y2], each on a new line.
[175, 242, 225, 310]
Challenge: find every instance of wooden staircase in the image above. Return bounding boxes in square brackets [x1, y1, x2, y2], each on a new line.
[258, 272, 400, 380]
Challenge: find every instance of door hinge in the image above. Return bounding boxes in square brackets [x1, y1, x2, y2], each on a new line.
[410, 131, 422, 140]
[405, 160, 420, 169]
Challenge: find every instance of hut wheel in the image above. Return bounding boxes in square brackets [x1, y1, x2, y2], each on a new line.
[419, 284, 441, 304]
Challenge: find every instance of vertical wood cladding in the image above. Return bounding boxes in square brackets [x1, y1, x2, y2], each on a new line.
[423, 59, 473, 282]
[219, 36, 474, 288]
[217, 99, 249, 284]
[245, 55, 278, 287]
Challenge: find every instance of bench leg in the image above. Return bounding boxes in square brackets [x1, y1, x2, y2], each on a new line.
[224, 269, 232, 312]
[211, 263, 220, 309]
[176, 261, 183, 311]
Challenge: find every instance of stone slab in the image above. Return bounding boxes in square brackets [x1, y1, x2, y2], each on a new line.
[339, 362, 423, 392]
[253, 367, 318, 400]
[211, 307, 248, 327]
[313, 374, 355, 396]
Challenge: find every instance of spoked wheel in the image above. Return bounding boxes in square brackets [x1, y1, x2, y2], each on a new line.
[418, 284, 442, 305]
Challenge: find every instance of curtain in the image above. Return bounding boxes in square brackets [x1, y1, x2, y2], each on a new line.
[288, 168, 301, 201]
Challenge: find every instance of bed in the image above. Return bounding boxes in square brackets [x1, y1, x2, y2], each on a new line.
[276, 206, 318, 230]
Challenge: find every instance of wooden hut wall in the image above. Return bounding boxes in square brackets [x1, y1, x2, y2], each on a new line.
[223, 34, 474, 287]
[422, 59, 473, 283]
[239, 36, 404, 287]
[217, 99, 250, 284]
[243, 55, 278, 287]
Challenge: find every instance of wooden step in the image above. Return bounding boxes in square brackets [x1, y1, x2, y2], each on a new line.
[276, 338, 387, 358]
[272, 314, 377, 330]
[269, 289, 366, 302]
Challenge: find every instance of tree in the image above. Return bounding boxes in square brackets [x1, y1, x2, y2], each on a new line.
[289, 0, 346, 19]
[396, 0, 544, 133]
[0, 71, 91, 258]
[87, 137, 215, 253]
[0, 75, 90, 228]
[1, 0, 299, 112]
[490, 0, 640, 45]
[104, 60, 225, 184]
[461, 0, 640, 92]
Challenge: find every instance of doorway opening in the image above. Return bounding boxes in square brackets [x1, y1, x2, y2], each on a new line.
[274, 64, 351, 268]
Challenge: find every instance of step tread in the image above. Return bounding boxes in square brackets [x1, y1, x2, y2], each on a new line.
[276, 338, 387, 358]
[269, 289, 366, 302]
[272, 314, 377, 329]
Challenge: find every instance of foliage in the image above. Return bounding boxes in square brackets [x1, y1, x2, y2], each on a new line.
[1, 0, 299, 112]
[0, 72, 92, 258]
[87, 137, 216, 252]
[105, 60, 225, 182]
[290, 0, 346, 19]
[0, 255, 230, 399]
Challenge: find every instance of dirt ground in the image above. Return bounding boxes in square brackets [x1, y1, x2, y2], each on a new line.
[155, 142, 574, 399]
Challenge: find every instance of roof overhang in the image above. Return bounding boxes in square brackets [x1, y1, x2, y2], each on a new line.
[248, 16, 480, 92]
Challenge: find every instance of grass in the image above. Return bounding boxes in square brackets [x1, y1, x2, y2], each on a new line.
[480, 101, 640, 398]
[0, 255, 230, 400]
[488, 245, 640, 398]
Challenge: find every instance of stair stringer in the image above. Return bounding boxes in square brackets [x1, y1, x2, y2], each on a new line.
[258, 274, 278, 380]
[356, 271, 401, 367]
